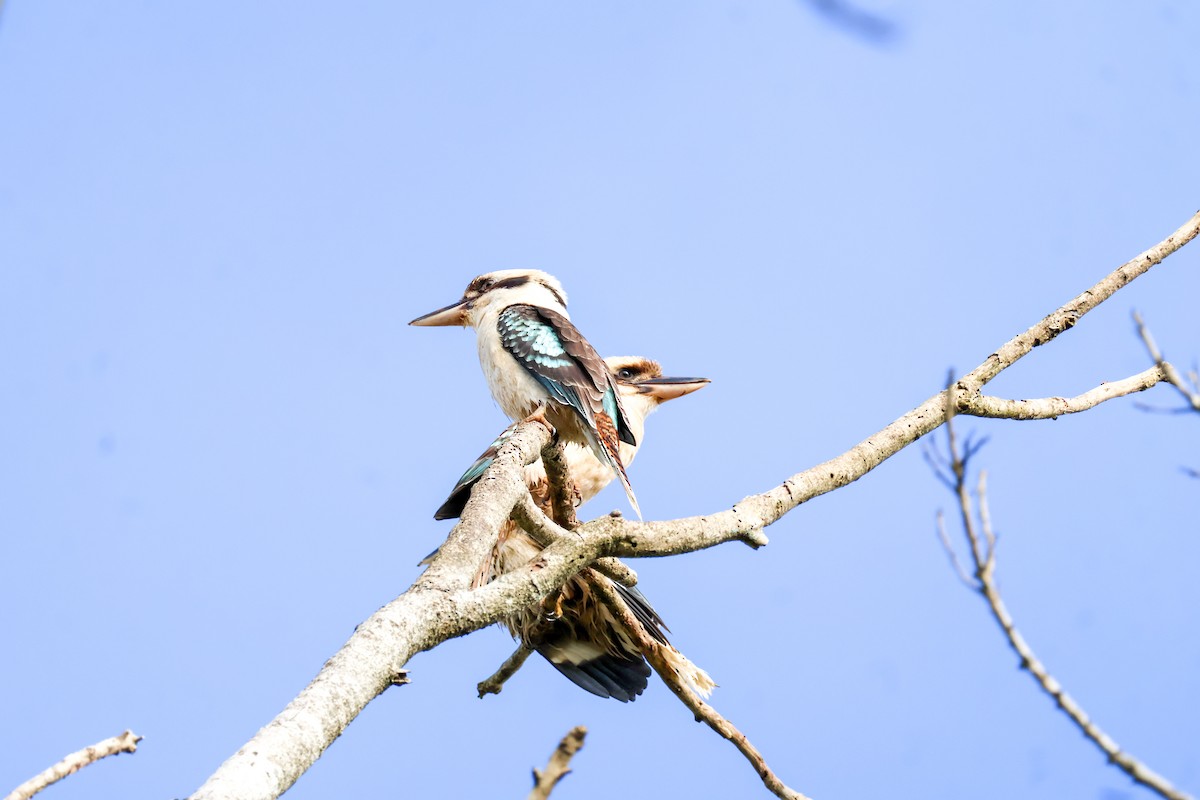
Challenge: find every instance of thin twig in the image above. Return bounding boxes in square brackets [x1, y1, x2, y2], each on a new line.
[476, 645, 535, 697]
[4, 731, 142, 800]
[975, 470, 995, 562]
[922, 441, 958, 493]
[590, 581, 811, 800]
[933, 417, 1193, 800]
[527, 726, 587, 800]
[1134, 311, 1200, 412]
[934, 510, 977, 588]
[944, 382, 989, 572]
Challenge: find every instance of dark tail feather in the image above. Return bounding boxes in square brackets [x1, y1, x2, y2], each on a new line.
[540, 649, 650, 702]
[613, 583, 670, 644]
[433, 486, 470, 521]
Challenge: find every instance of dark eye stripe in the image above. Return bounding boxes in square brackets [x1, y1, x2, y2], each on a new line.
[490, 276, 529, 292]
[540, 281, 567, 308]
[484, 275, 567, 309]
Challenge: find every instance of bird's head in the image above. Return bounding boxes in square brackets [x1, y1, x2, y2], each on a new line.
[606, 355, 709, 424]
[409, 269, 569, 328]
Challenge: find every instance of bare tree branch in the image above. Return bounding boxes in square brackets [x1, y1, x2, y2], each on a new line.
[190, 422, 558, 800]
[526, 726, 587, 800]
[543, 213, 1200, 562]
[188, 211, 1200, 800]
[932, 416, 1194, 800]
[4, 730, 142, 800]
[511, 495, 638, 588]
[954, 365, 1168, 420]
[477, 644, 535, 698]
[590, 580, 810, 800]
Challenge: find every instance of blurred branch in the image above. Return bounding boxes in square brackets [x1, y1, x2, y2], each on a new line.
[188, 211, 1200, 800]
[4, 730, 142, 800]
[802, 0, 899, 45]
[527, 726, 587, 800]
[930, 414, 1194, 800]
[591, 581, 807, 800]
[934, 510, 975, 587]
[1132, 311, 1198, 478]
[1133, 311, 1200, 413]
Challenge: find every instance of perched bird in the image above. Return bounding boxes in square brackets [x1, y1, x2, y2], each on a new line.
[410, 270, 643, 517]
[425, 356, 714, 701]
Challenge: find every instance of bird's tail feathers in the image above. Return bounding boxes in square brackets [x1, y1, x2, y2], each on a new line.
[594, 411, 642, 519]
[612, 457, 642, 520]
[659, 645, 717, 698]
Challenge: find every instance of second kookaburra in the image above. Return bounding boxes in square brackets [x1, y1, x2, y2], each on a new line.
[410, 270, 644, 517]
[427, 356, 713, 701]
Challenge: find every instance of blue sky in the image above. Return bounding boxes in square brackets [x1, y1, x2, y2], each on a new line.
[2, 3, 1197, 799]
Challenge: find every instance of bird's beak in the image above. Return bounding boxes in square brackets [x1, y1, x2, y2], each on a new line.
[635, 376, 710, 401]
[409, 299, 469, 327]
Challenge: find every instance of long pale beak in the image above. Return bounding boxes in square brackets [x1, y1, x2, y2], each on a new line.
[409, 299, 469, 327]
[635, 376, 710, 402]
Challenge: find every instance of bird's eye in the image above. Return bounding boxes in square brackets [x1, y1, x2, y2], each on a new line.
[469, 277, 496, 297]
[617, 368, 635, 380]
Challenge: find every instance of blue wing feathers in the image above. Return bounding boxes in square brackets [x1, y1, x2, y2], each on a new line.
[433, 424, 517, 520]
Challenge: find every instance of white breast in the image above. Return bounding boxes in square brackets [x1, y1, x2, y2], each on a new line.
[474, 304, 551, 420]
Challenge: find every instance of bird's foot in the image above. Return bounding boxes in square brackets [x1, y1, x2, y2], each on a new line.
[539, 591, 565, 622]
[524, 408, 558, 443]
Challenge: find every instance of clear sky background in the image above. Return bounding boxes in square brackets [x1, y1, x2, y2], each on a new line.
[2, 3, 1197, 799]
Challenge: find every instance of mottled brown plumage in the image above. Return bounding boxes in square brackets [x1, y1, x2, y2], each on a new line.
[456, 357, 714, 701]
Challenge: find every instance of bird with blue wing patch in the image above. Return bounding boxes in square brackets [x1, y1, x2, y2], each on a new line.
[410, 269, 643, 518]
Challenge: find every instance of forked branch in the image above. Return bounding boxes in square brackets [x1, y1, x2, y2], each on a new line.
[931, 415, 1194, 800]
[1133, 311, 1200, 413]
